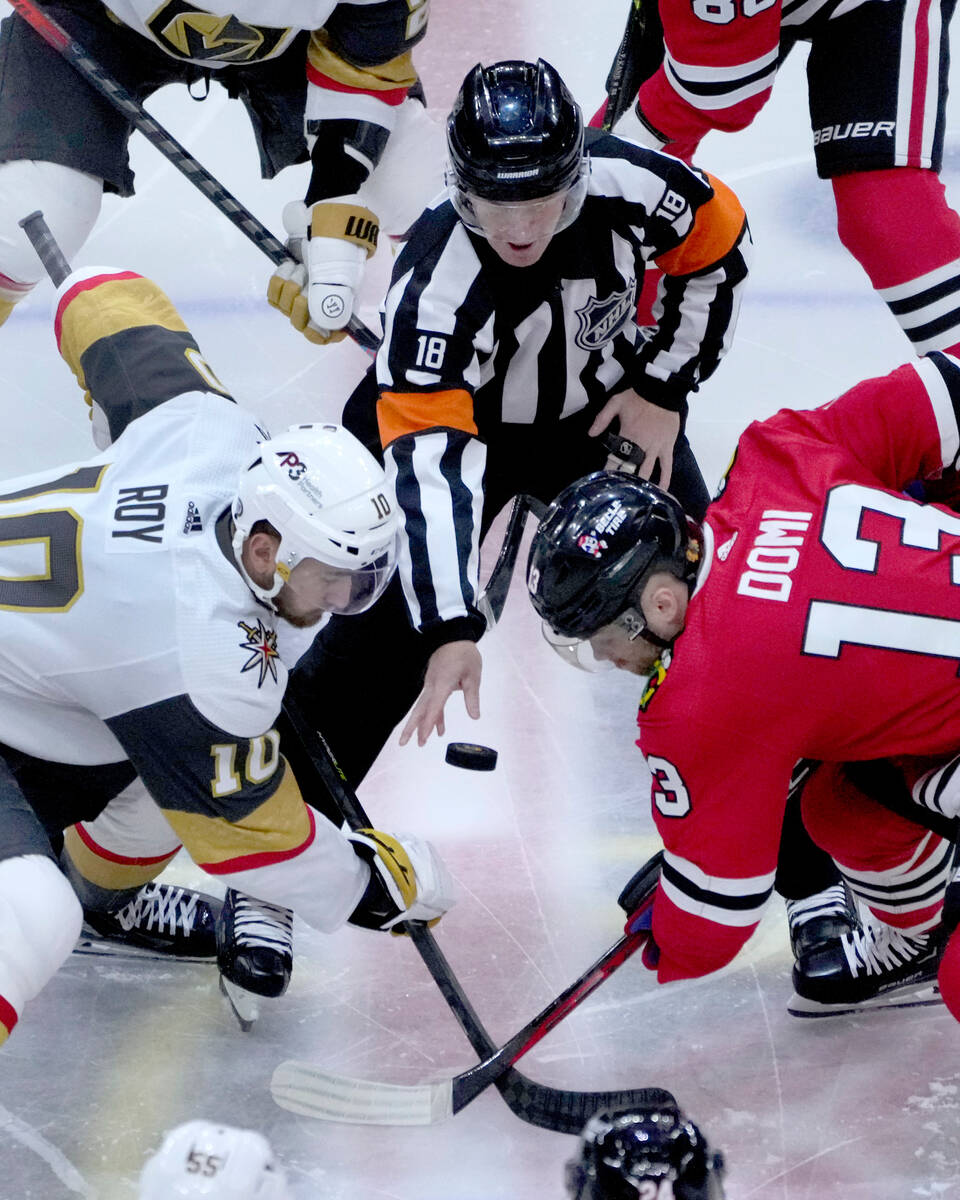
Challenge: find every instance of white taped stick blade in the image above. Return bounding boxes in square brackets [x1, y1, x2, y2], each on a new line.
[270, 1060, 454, 1126]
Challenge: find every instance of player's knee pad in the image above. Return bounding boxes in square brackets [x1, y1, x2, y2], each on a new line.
[0, 854, 82, 1041]
[0, 160, 102, 293]
[62, 778, 181, 909]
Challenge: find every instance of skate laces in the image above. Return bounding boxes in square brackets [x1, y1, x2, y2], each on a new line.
[786, 884, 849, 929]
[841, 923, 928, 978]
[230, 892, 293, 953]
[116, 884, 200, 936]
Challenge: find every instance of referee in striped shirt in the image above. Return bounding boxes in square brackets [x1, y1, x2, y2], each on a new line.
[290, 57, 751, 781]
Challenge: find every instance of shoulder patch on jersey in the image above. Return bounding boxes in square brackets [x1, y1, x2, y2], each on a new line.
[574, 285, 636, 350]
[237, 619, 280, 687]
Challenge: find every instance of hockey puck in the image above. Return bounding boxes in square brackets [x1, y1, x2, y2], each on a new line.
[445, 742, 498, 771]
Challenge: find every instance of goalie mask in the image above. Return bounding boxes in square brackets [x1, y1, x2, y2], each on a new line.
[445, 58, 588, 243]
[232, 423, 398, 615]
[526, 472, 701, 665]
[565, 1105, 726, 1200]
[138, 1120, 290, 1199]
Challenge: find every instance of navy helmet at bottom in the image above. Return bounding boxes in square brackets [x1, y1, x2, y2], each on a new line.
[565, 1105, 726, 1200]
[526, 472, 702, 641]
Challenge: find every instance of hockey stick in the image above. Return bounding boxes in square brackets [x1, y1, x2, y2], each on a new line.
[478, 493, 548, 629]
[602, 0, 665, 131]
[8, 0, 380, 356]
[274, 694, 670, 1129]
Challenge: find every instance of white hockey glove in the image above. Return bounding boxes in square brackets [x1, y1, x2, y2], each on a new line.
[266, 197, 378, 345]
[347, 828, 456, 934]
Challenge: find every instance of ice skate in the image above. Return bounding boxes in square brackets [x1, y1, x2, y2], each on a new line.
[785, 882, 859, 959]
[77, 882, 221, 962]
[217, 889, 294, 1031]
[789, 919, 945, 1017]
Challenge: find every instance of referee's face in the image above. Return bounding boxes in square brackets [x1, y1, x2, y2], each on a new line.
[470, 191, 566, 267]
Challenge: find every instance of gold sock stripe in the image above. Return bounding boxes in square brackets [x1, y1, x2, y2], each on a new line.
[306, 32, 417, 91]
[62, 825, 177, 891]
[57, 275, 190, 390]
[162, 764, 314, 871]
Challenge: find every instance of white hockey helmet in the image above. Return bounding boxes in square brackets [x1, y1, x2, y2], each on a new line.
[232, 423, 398, 614]
[138, 1121, 289, 1199]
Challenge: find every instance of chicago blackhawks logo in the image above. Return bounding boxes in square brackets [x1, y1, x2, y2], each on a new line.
[638, 650, 672, 713]
[574, 285, 635, 351]
[148, 4, 291, 62]
[237, 618, 280, 687]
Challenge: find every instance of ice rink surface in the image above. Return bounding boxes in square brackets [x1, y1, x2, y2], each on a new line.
[1, 1, 959, 1196]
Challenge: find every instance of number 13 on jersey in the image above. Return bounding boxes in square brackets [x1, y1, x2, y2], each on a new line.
[805, 483, 960, 664]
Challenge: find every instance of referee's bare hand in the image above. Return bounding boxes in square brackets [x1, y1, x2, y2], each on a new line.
[589, 387, 680, 490]
[399, 641, 482, 747]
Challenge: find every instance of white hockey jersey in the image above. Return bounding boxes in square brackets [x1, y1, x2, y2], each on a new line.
[8, 266, 366, 930]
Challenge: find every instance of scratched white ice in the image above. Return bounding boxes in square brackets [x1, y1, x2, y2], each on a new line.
[0, 1, 958, 1196]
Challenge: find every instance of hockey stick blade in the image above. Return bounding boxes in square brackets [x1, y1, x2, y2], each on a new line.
[278, 696, 668, 1132]
[270, 927, 656, 1127]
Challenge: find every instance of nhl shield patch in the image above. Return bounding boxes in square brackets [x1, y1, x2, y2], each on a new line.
[574, 286, 635, 352]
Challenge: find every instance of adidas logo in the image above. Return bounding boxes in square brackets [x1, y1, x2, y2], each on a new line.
[182, 501, 203, 535]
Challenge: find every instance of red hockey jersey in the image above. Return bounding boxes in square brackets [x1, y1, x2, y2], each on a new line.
[639, 352, 960, 981]
[634, 0, 868, 162]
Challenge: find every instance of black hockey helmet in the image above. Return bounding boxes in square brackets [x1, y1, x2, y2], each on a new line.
[527, 472, 702, 641]
[565, 1105, 726, 1200]
[446, 58, 585, 202]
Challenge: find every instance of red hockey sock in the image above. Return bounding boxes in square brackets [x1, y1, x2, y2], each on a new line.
[801, 762, 950, 931]
[832, 168, 960, 355]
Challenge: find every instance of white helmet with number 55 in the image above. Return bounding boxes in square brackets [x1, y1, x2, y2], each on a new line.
[232, 422, 398, 613]
[138, 1120, 289, 1199]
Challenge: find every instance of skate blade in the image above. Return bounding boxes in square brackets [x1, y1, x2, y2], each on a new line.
[788, 982, 942, 1018]
[219, 974, 265, 1032]
[74, 933, 215, 964]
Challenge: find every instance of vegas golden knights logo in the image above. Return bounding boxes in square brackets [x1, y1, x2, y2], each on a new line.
[148, 3, 291, 63]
